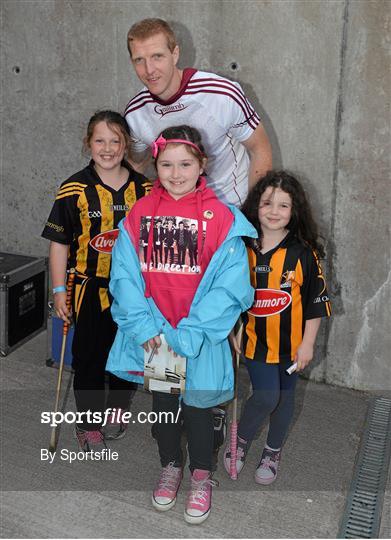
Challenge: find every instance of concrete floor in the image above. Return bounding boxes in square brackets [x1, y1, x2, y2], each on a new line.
[1, 331, 390, 538]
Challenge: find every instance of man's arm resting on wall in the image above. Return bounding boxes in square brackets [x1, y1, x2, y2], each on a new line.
[242, 123, 273, 191]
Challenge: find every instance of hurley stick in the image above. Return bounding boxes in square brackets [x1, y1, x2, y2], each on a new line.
[229, 321, 244, 480]
[49, 269, 75, 452]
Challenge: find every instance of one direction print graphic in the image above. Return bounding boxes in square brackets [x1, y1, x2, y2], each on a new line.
[139, 216, 206, 274]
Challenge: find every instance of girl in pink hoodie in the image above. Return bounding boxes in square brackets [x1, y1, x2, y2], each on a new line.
[124, 126, 233, 524]
[108, 125, 256, 523]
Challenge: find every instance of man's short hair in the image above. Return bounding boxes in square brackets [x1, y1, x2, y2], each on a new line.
[127, 18, 177, 57]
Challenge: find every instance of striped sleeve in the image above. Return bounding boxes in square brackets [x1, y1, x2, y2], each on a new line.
[41, 181, 86, 244]
[186, 76, 260, 141]
[302, 250, 332, 320]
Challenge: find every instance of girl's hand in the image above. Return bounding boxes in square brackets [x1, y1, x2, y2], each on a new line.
[167, 345, 178, 358]
[142, 335, 162, 353]
[295, 341, 314, 371]
[54, 292, 72, 324]
[296, 318, 320, 371]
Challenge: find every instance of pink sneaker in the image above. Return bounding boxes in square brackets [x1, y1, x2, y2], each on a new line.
[255, 447, 281, 485]
[184, 469, 217, 525]
[152, 462, 182, 512]
[74, 427, 107, 453]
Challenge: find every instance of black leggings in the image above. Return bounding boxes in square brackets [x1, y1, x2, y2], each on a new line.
[152, 392, 214, 472]
[72, 280, 137, 430]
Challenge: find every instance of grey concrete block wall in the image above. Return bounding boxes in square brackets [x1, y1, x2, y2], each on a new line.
[1, 0, 389, 392]
[325, 0, 391, 391]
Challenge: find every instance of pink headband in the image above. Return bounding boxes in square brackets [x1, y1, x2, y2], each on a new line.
[151, 135, 204, 159]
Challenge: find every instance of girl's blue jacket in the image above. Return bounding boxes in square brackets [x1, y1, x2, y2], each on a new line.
[106, 205, 257, 408]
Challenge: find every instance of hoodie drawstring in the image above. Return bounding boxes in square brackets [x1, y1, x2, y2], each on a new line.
[196, 186, 205, 270]
[144, 188, 163, 297]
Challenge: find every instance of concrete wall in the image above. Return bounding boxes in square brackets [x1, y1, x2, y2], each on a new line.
[325, 0, 391, 392]
[1, 0, 389, 392]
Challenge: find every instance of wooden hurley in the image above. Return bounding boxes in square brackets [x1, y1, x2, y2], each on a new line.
[48, 269, 75, 452]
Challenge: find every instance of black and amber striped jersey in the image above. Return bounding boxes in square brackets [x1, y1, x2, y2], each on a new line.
[42, 161, 151, 278]
[243, 233, 331, 364]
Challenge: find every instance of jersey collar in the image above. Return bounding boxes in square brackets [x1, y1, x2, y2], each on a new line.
[88, 160, 133, 194]
[149, 68, 197, 105]
[259, 231, 297, 258]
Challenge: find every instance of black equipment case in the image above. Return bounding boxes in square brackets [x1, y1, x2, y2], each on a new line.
[0, 252, 48, 356]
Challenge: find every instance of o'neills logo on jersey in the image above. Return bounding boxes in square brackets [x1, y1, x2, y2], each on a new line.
[254, 265, 271, 273]
[154, 102, 188, 117]
[89, 229, 119, 253]
[248, 289, 292, 317]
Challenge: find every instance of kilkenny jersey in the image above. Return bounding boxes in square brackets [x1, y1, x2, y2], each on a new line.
[41, 161, 151, 279]
[243, 234, 331, 364]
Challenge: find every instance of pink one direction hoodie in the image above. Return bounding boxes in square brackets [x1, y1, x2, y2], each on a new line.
[124, 177, 234, 328]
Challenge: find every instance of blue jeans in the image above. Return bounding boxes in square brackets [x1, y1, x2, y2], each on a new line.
[238, 360, 298, 449]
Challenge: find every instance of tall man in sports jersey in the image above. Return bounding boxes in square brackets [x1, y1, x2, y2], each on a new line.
[124, 18, 272, 208]
[123, 17, 272, 462]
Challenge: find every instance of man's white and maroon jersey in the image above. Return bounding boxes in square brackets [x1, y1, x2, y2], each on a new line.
[124, 69, 260, 207]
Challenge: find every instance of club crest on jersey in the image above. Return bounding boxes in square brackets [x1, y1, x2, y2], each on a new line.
[280, 270, 295, 289]
[249, 289, 292, 317]
[89, 229, 119, 253]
